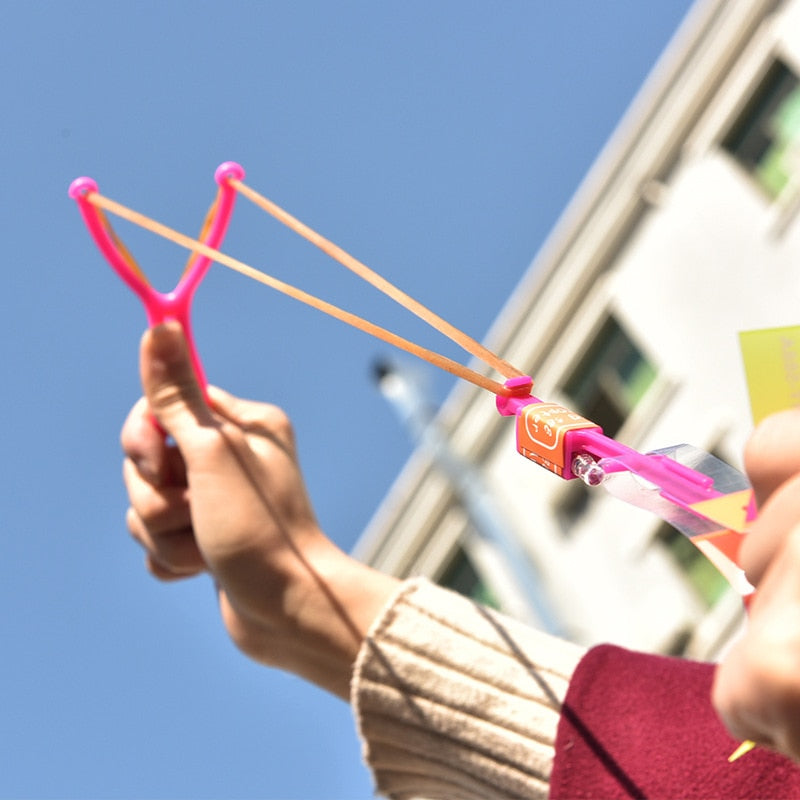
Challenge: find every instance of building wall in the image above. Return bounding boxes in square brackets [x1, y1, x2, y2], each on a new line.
[355, 0, 800, 660]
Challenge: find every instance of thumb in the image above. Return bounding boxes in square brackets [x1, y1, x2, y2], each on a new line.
[140, 322, 215, 444]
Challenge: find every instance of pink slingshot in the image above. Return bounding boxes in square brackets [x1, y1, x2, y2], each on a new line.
[68, 161, 246, 394]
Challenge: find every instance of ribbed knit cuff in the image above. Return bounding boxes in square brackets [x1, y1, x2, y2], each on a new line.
[352, 578, 584, 800]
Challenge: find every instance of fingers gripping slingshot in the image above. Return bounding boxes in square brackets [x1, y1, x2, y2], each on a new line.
[68, 162, 246, 395]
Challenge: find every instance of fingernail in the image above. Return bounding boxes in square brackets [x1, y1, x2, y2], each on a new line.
[149, 322, 186, 364]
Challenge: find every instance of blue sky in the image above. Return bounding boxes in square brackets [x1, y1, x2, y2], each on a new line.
[2, 2, 693, 797]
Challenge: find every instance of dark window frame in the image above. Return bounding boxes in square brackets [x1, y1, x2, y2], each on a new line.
[722, 58, 800, 199]
[562, 315, 656, 439]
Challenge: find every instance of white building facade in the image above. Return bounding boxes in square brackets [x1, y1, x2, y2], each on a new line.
[355, 0, 800, 660]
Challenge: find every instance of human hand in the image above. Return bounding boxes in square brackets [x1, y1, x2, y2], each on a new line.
[713, 409, 800, 759]
[121, 322, 397, 698]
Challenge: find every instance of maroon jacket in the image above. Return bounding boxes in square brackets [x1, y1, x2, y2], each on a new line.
[550, 644, 800, 799]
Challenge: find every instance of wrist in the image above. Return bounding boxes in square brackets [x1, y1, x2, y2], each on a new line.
[283, 539, 400, 698]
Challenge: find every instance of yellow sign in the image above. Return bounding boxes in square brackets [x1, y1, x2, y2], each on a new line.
[739, 325, 800, 424]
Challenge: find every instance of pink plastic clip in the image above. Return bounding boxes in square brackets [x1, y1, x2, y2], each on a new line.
[68, 161, 245, 394]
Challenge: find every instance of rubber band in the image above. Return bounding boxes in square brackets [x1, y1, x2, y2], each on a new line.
[228, 178, 524, 381]
[95, 207, 148, 283]
[82, 190, 521, 398]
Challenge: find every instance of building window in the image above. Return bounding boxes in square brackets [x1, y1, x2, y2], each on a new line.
[722, 59, 800, 199]
[655, 522, 729, 608]
[437, 546, 500, 609]
[562, 315, 656, 438]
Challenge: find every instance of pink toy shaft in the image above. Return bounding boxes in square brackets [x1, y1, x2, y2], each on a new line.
[567, 427, 719, 506]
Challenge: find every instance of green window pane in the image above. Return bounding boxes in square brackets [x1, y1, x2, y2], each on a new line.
[622, 359, 657, 408]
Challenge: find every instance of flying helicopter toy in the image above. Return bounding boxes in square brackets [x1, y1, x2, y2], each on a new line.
[69, 161, 757, 602]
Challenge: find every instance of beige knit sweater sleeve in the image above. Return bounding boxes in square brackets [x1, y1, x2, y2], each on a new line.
[351, 578, 585, 800]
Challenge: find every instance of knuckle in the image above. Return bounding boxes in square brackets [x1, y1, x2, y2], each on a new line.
[125, 476, 161, 522]
[151, 379, 204, 420]
[145, 554, 187, 582]
[245, 404, 296, 447]
[192, 423, 242, 464]
[158, 537, 204, 574]
[142, 529, 204, 577]
[269, 407, 296, 446]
